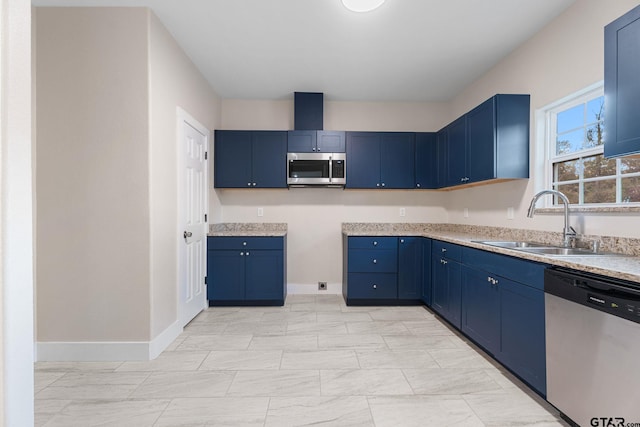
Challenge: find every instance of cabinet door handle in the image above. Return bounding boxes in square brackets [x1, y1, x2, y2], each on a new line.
[373, 241, 378, 246]
[240, 252, 244, 256]
[441, 248, 447, 253]
[381, 183, 386, 187]
[246, 251, 250, 256]
[373, 284, 377, 289]
[372, 259, 377, 264]
[416, 183, 421, 188]
[252, 183, 257, 186]
[247, 182, 252, 187]
[376, 183, 380, 187]
[400, 239, 404, 244]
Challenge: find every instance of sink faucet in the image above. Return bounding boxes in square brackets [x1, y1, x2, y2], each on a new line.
[527, 189, 576, 247]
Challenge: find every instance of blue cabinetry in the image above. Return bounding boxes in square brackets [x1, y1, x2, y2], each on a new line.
[207, 236, 286, 305]
[343, 236, 425, 304]
[461, 247, 547, 396]
[346, 132, 415, 189]
[214, 130, 287, 188]
[441, 94, 530, 188]
[604, 5, 640, 158]
[421, 238, 433, 305]
[431, 241, 462, 328]
[287, 130, 345, 153]
[415, 132, 437, 189]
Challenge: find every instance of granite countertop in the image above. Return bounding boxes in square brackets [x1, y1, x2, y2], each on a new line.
[209, 223, 287, 237]
[342, 223, 640, 283]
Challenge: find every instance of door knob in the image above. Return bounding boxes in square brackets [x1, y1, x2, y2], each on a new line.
[183, 231, 192, 239]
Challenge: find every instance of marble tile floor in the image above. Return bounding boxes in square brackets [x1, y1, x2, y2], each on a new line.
[35, 295, 569, 426]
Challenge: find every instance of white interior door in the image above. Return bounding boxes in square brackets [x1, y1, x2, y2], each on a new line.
[178, 109, 208, 327]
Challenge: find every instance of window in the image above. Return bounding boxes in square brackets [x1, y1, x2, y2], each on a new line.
[545, 85, 640, 206]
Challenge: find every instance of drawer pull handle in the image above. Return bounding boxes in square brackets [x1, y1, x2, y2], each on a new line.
[373, 241, 378, 246]
[372, 259, 377, 264]
[373, 284, 377, 289]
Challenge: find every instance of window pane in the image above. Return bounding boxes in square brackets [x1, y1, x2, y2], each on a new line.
[557, 104, 583, 133]
[622, 176, 640, 202]
[621, 158, 640, 174]
[583, 155, 616, 179]
[554, 183, 579, 204]
[556, 129, 584, 155]
[585, 123, 604, 147]
[554, 159, 579, 181]
[586, 96, 604, 124]
[584, 179, 616, 204]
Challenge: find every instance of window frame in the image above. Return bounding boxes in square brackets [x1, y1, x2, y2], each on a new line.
[543, 83, 640, 208]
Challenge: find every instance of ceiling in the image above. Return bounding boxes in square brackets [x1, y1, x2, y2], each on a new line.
[32, 0, 576, 102]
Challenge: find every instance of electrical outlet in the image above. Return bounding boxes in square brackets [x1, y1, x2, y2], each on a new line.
[507, 207, 514, 220]
[318, 282, 327, 291]
[399, 207, 406, 217]
[463, 208, 469, 218]
[257, 207, 264, 217]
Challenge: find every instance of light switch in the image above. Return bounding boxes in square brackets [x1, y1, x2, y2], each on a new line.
[257, 207, 264, 217]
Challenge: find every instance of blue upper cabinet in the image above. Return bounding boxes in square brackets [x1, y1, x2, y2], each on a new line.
[287, 130, 317, 152]
[415, 132, 437, 189]
[436, 128, 448, 188]
[446, 117, 467, 187]
[317, 131, 346, 152]
[287, 130, 345, 153]
[443, 94, 530, 188]
[380, 133, 415, 188]
[346, 132, 415, 189]
[214, 130, 287, 188]
[604, 5, 640, 158]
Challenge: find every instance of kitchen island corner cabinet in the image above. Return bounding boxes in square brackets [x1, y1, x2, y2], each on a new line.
[207, 236, 287, 306]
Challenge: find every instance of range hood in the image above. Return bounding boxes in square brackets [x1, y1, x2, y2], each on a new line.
[294, 92, 323, 130]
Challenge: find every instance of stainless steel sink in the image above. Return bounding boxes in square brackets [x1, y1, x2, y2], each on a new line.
[473, 240, 623, 257]
[473, 241, 554, 249]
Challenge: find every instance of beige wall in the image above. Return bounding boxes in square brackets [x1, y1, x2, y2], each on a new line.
[148, 12, 220, 338]
[445, 0, 640, 238]
[217, 100, 449, 291]
[36, 7, 152, 342]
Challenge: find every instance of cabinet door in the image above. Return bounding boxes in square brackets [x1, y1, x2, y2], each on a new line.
[497, 278, 546, 395]
[446, 117, 467, 187]
[251, 131, 287, 188]
[398, 237, 422, 300]
[605, 5, 640, 158]
[214, 131, 253, 188]
[245, 250, 284, 300]
[421, 238, 432, 305]
[346, 132, 381, 188]
[431, 256, 449, 316]
[208, 250, 245, 300]
[466, 98, 495, 183]
[415, 132, 437, 189]
[436, 128, 448, 188]
[317, 131, 346, 153]
[461, 265, 501, 354]
[287, 130, 317, 153]
[380, 133, 415, 189]
[447, 260, 462, 329]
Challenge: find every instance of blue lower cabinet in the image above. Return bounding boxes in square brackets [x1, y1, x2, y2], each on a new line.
[496, 277, 546, 395]
[461, 265, 501, 354]
[343, 235, 426, 305]
[421, 238, 432, 305]
[431, 244, 462, 328]
[398, 237, 423, 300]
[207, 236, 286, 306]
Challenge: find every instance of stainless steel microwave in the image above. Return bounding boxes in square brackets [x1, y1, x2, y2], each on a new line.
[287, 152, 346, 186]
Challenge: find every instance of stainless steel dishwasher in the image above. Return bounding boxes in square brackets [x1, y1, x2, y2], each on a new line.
[545, 267, 640, 427]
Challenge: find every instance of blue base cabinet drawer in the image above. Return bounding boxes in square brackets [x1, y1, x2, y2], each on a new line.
[347, 273, 397, 299]
[348, 236, 397, 250]
[348, 249, 397, 273]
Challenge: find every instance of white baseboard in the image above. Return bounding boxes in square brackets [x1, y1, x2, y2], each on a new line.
[36, 320, 183, 362]
[287, 282, 342, 295]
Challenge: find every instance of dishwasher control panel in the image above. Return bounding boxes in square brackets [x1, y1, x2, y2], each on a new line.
[545, 268, 640, 324]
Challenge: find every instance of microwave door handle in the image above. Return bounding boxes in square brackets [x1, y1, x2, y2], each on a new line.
[328, 155, 332, 183]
